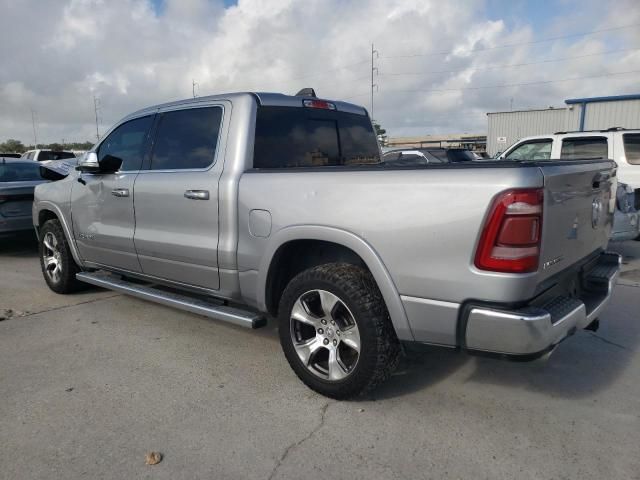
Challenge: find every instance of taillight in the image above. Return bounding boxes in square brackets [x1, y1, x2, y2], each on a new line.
[474, 188, 543, 273]
[302, 99, 336, 110]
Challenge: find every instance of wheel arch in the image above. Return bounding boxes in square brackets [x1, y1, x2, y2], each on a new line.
[35, 202, 84, 266]
[257, 226, 414, 341]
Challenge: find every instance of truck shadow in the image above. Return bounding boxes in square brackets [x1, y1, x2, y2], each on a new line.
[0, 231, 39, 257]
[370, 286, 638, 400]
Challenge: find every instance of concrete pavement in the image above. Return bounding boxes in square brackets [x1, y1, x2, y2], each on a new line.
[1, 233, 639, 479]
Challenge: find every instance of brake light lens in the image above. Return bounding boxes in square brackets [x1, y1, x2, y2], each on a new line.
[474, 188, 543, 273]
[302, 99, 336, 110]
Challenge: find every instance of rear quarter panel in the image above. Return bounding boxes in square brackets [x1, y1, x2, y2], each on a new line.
[237, 166, 546, 307]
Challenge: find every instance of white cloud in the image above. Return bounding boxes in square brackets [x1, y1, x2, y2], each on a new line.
[0, 0, 639, 144]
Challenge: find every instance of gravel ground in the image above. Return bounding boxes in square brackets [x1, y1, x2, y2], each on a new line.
[1, 232, 639, 480]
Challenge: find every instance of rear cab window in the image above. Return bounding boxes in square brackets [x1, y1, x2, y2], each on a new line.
[253, 106, 380, 168]
[560, 137, 608, 159]
[623, 133, 640, 165]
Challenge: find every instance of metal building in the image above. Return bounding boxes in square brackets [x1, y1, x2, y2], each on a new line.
[486, 94, 640, 156]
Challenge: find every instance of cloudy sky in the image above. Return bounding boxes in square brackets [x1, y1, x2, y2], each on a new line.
[1, 0, 639, 144]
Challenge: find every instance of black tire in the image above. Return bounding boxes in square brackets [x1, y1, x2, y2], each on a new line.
[278, 263, 401, 399]
[39, 219, 83, 294]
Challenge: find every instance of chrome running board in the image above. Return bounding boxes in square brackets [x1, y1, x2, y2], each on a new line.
[76, 271, 266, 329]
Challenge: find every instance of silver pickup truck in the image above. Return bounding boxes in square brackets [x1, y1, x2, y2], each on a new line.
[33, 91, 621, 398]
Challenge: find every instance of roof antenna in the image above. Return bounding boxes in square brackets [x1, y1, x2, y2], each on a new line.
[295, 88, 317, 97]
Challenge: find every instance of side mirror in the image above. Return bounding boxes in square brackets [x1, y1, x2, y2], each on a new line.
[76, 152, 100, 173]
[98, 154, 123, 173]
[76, 152, 122, 174]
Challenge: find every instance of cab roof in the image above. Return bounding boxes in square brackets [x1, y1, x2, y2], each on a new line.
[127, 91, 368, 119]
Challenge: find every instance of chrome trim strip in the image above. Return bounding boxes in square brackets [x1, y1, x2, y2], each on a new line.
[76, 272, 265, 329]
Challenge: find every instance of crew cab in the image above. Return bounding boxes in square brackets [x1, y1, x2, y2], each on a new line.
[33, 91, 621, 398]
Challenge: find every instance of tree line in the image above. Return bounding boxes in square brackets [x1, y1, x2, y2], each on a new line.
[0, 139, 94, 153]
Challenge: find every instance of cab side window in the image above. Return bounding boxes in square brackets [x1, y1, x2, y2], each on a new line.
[150, 107, 222, 170]
[560, 137, 608, 160]
[97, 115, 154, 171]
[505, 140, 552, 160]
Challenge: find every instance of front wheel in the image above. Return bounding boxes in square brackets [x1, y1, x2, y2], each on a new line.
[39, 219, 83, 294]
[278, 263, 401, 399]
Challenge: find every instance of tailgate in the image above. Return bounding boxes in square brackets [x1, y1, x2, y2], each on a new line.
[537, 160, 616, 281]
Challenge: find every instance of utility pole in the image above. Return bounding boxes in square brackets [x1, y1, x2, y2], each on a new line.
[510, 97, 514, 111]
[371, 43, 378, 122]
[30, 109, 38, 149]
[93, 95, 100, 141]
[192, 79, 199, 98]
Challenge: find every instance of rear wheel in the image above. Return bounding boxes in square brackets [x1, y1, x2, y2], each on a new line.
[39, 219, 83, 294]
[278, 263, 400, 399]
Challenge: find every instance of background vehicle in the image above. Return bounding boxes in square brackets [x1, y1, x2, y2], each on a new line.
[499, 129, 640, 239]
[21, 149, 76, 162]
[0, 153, 21, 158]
[33, 91, 620, 398]
[382, 147, 482, 165]
[498, 128, 640, 204]
[0, 158, 54, 235]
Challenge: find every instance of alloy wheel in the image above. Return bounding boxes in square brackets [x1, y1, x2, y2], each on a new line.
[42, 232, 62, 283]
[290, 289, 361, 381]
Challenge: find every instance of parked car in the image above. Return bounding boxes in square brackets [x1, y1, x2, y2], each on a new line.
[0, 153, 22, 158]
[33, 91, 620, 398]
[21, 149, 76, 162]
[382, 147, 482, 165]
[498, 129, 640, 239]
[0, 158, 61, 235]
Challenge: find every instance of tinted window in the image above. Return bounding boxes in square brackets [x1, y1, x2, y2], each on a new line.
[0, 163, 45, 182]
[560, 137, 608, 159]
[150, 107, 222, 170]
[505, 140, 552, 160]
[623, 133, 640, 165]
[37, 151, 76, 161]
[253, 106, 379, 168]
[98, 115, 153, 171]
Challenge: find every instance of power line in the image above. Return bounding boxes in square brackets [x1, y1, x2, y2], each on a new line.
[379, 47, 640, 77]
[371, 43, 378, 120]
[341, 69, 640, 100]
[93, 95, 101, 141]
[381, 22, 640, 59]
[30, 109, 38, 149]
[379, 69, 640, 95]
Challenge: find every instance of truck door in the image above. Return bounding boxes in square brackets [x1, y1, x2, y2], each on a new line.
[132, 104, 225, 290]
[71, 114, 155, 272]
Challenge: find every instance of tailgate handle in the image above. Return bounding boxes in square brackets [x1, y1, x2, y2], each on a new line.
[592, 172, 610, 189]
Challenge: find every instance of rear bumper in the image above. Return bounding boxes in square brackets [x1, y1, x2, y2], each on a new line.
[463, 252, 621, 356]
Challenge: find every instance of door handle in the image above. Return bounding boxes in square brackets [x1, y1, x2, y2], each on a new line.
[184, 190, 210, 200]
[111, 188, 130, 197]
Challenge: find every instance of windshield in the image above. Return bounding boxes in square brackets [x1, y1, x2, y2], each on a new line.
[37, 151, 76, 161]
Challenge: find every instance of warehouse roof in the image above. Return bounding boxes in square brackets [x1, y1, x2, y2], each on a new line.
[565, 94, 640, 104]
